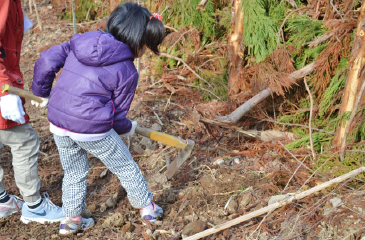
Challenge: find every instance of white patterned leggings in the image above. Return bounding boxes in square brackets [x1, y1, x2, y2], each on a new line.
[53, 130, 153, 217]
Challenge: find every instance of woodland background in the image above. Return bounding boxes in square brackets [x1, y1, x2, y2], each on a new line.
[1, 0, 365, 239]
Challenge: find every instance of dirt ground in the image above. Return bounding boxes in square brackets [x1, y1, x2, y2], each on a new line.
[1, 1, 365, 240]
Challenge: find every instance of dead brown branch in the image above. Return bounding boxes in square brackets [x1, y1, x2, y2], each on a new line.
[168, 29, 194, 54]
[304, 32, 334, 47]
[213, 62, 317, 124]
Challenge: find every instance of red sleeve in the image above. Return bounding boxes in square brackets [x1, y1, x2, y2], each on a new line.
[0, 0, 10, 44]
[0, 0, 11, 96]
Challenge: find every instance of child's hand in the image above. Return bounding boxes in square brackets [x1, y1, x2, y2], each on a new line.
[122, 121, 138, 137]
[0, 94, 25, 124]
[31, 97, 49, 108]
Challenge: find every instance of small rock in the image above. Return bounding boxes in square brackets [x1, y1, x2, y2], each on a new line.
[151, 123, 162, 131]
[234, 158, 240, 164]
[106, 197, 116, 208]
[113, 191, 119, 200]
[239, 192, 253, 208]
[155, 220, 163, 226]
[100, 168, 108, 178]
[330, 197, 343, 208]
[47, 5, 53, 9]
[168, 208, 177, 218]
[322, 206, 332, 216]
[213, 158, 225, 166]
[100, 203, 107, 212]
[103, 212, 125, 227]
[81, 208, 92, 218]
[146, 229, 153, 236]
[182, 220, 207, 236]
[225, 199, 238, 214]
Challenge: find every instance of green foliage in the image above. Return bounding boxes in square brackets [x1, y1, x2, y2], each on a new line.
[63, 0, 108, 22]
[294, 44, 325, 69]
[278, 98, 310, 124]
[286, 14, 327, 49]
[151, 57, 165, 77]
[162, 0, 224, 42]
[334, 111, 352, 131]
[285, 14, 327, 68]
[215, 7, 231, 31]
[318, 58, 348, 117]
[243, 0, 286, 63]
[195, 60, 229, 101]
[285, 132, 333, 151]
[314, 151, 365, 179]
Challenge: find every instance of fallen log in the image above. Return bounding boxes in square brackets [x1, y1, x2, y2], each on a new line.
[214, 61, 317, 124]
[184, 166, 365, 240]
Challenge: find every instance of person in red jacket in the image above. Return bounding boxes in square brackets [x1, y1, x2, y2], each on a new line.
[0, 0, 63, 224]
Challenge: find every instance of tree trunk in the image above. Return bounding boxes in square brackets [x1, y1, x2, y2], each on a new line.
[333, 1, 365, 146]
[227, 0, 246, 96]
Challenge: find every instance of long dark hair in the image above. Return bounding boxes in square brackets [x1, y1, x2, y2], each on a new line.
[105, 2, 165, 56]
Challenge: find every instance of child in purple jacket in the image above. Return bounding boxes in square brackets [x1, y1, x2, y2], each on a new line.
[31, 2, 165, 235]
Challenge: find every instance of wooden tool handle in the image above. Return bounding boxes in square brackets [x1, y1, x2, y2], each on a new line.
[135, 126, 188, 149]
[1, 84, 43, 103]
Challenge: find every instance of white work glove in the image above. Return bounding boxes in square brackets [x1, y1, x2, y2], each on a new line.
[0, 94, 25, 124]
[31, 97, 49, 108]
[122, 121, 138, 137]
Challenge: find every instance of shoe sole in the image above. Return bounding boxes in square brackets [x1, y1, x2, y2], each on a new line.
[59, 222, 95, 236]
[20, 216, 63, 224]
[0, 210, 18, 218]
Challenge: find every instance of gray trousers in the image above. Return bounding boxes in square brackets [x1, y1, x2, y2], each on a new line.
[0, 123, 41, 202]
[53, 130, 153, 217]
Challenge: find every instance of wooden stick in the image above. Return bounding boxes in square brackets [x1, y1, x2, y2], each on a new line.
[184, 166, 365, 240]
[32, 0, 42, 30]
[29, 0, 32, 14]
[304, 78, 316, 160]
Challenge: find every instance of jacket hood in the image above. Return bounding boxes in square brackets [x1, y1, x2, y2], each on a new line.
[70, 30, 134, 66]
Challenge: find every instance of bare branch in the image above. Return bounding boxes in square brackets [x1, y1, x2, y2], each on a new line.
[304, 78, 316, 160]
[184, 167, 365, 240]
[159, 53, 213, 88]
[214, 62, 317, 124]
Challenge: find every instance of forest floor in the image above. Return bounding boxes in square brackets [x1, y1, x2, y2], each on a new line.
[1, 1, 365, 240]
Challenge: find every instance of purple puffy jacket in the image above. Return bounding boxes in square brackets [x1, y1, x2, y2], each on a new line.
[32, 30, 137, 134]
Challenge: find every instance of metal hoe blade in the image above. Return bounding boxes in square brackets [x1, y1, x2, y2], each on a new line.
[165, 139, 195, 179]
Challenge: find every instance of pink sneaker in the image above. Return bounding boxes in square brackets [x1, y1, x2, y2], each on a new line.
[140, 202, 163, 223]
[0, 196, 24, 218]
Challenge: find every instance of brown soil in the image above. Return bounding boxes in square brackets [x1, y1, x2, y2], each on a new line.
[1, 1, 365, 240]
